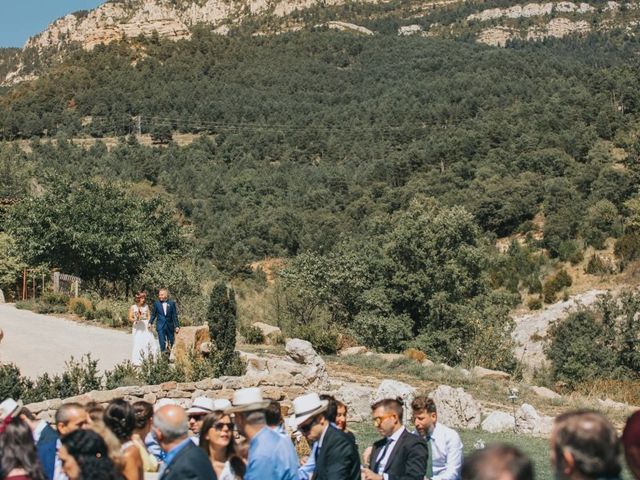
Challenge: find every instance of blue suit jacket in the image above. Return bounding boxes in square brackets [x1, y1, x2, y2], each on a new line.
[151, 299, 179, 330]
[37, 423, 59, 480]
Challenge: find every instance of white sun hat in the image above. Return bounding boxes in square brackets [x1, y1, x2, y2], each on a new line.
[226, 387, 270, 413]
[212, 399, 232, 412]
[293, 393, 328, 427]
[0, 398, 22, 420]
[187, 397, 217, 416]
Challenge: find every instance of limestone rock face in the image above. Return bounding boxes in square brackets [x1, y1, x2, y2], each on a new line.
[482, 411, 515, 433]
[286, 339, 329, 388]
[530, 386, 561, 400]
[515, 403, 553, 435]
[172, 325, 210, 363]
[373, 380, 416, 412]
[335, 384, 376, 422]
[430, 385, 482, 429]
[472, 366, 510, 381]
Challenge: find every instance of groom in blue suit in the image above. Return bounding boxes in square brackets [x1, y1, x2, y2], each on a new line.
[150, 288, 180, 354]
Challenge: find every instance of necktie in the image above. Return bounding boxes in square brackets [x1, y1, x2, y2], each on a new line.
[426, 435, 433, 479]
[374, 438, 393, 473]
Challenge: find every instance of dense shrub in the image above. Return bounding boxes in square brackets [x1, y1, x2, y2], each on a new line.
[527, 297, 543, 310]
[542, 269, 573, 303]
[206, 282, 237, 370]
[289, 324, 339, 355]
[239, 325, 264, 344]
[585, 254, 615, 275]
[69, 297, 93, 315]
[614, 233, 640, 267]
[40, 292, 70, 306]
[0, 364, 30, 402]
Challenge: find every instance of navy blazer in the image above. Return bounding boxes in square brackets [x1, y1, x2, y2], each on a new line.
[313, 425, 361, 480]
[151, 299, 179, 330]
[37, 423, 59, 480]
[369, 429, 428, 480]
[160, 441, 216, 480]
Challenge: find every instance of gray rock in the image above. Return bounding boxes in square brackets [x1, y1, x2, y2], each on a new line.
[335, 384, 376, 422]
[598, 398, 630, 411]
[252, 322, 282, 344]
[472, 366, 510, 380]
[422, 359, 435, 367]
[430, 385, 482, 429]
[515, 403, 553, 435]
[373, 380, 417, 416]
[285, 338, 328, 388]
[339, 346, 368, 356]
[482, 411, 515, 433]
[88, 389, 123, 403]
[195, 378, 223, 391]
[530, 386, 561, 400]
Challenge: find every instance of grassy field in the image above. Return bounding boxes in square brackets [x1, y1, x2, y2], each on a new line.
[350, 423, 552, 480]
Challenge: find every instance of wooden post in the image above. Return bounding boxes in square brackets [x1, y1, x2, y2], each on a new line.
[42, 273, 45, 294]
[22, 268, 27, 301]
[32, 274, 35, 300]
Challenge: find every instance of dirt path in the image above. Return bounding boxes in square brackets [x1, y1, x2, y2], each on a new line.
[0, 304, 131, 378]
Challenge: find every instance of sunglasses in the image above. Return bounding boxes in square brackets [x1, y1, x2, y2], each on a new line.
[299, 418, 319, 434]
[214, 422, 234, 431]
[373, 412, 396, 427]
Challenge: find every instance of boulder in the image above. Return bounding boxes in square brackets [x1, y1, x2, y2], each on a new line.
[285, 339, 328, 388]
[530, 386, 561, 400]
[88, 389, 123, 404]
[252, 322, 282, 344]
[472, 366, 511, 380]
[430, 385, 482, 429]
[172, 325, 210, 363]
[243, 353, 269, 375]
[598, 398, 630, 411]
[373, 380, 416, 413]
[422, 359, 435, 367]
[482, 411, 515, 433]
[339, 346, 368, 356]
[515, 403, 553, 435]
[378, 353, 405, 362]
[335, 384, 376, 422]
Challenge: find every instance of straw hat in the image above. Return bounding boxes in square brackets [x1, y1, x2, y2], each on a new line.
[226, 388, 270, 413]
[293, 393, 328, 427]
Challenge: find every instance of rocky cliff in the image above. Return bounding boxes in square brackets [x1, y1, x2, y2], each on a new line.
[4, 0, 640, 85]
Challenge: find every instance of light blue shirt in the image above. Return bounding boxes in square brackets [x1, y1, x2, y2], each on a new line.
[145, 431, 166, 462]
[298, 442, 318, 480]
[245, 427, 299, 480]
[426, 423, 464, 480]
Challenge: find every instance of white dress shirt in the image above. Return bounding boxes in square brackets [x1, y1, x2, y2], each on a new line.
[376, 426, 405, 479]
[427, 423, 463, 480]
[32, 420, 48, 443]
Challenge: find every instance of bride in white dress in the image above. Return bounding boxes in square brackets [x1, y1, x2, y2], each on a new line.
[129, 291, 158, 366]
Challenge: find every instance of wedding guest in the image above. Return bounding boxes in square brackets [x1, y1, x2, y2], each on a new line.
[187, 397, 217, 444]
[226, 388, 298, 480]
[265, 401, 286, 435]
[336, 400, 356, 444]
[412, 396, 463, 480]
[59, 429, 122, 480]
[103, 400, 143, 480]
[153, 405, 216, 480]
[84, 402, 105, 424]
[18, 407, 58, 480]
[461, 445, 533, 480]
[131, 401, 158, 473]
[294, 393, 360, 480]
[363, 398, 428, 480]
[0, 417, 47, 480]
[54, 404, 88, 437]
[200, 410, 246, 479]
[552, 410, 621, 480]
[87, 420, 125, 473]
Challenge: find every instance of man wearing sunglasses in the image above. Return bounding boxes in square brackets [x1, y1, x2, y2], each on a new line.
[294, 393, 361, 480]
[363, 398, 428, 480]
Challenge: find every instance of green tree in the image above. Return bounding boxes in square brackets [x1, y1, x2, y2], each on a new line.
[0, 233, 23, 298]
[7, 180, 181, 293]
[207, 282, 237, 370]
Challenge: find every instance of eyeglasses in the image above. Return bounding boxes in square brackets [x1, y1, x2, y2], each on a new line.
[373, 413, 396, 427]
[214, 422, 234, 431]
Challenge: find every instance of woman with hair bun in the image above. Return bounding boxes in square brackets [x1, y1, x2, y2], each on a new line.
[103, 399, 143, 480]
[59, 429, 122, 480]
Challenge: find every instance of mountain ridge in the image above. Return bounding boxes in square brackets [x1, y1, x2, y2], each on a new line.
[4, 0, 640, 86]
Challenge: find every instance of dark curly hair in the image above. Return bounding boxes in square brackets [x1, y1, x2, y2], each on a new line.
[61, 429, 121, 480]
[132, 401, 154, 430]
[104, 398, 136, 443]
[0, 417, 47, 480]
[199, 412, 246, 478]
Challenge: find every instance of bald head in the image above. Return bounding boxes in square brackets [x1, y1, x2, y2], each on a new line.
[153, 405, 189, 445]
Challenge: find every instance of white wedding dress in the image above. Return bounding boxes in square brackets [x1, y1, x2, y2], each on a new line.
[131, 305, 159, 366]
